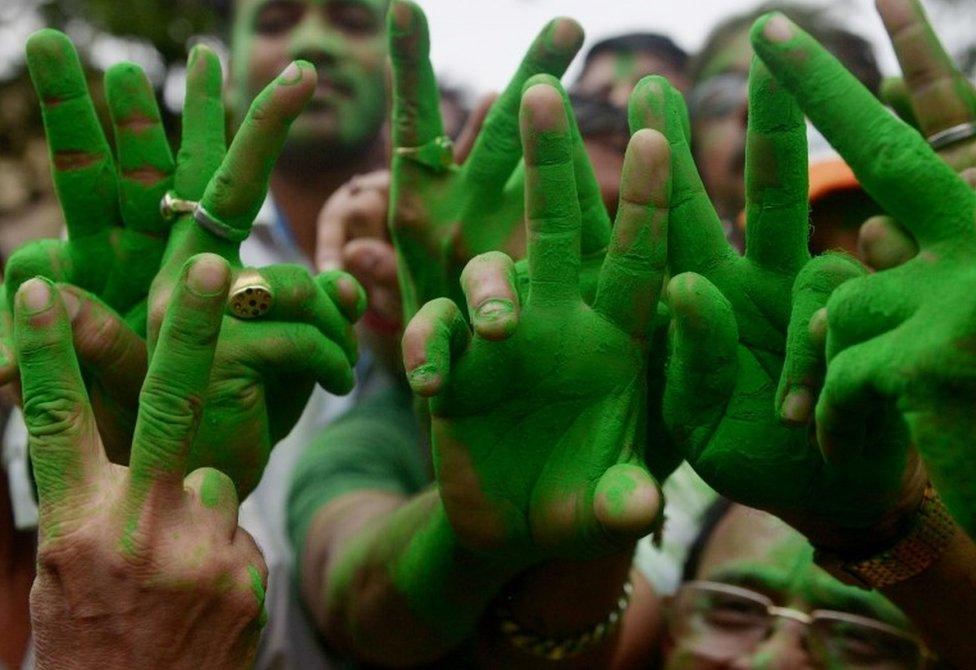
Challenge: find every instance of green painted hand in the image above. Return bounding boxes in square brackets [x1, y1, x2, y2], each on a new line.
[4, 30, 175, 322]
[17, 257, 266, 670]
[388, 1, 614, 320]
[652, 55, 919, 543]
[1, 33, 224, 456]
[148, 57, 364, 496]
[859, 0, 976, 272]
[754, 13, 976, 537]
[402, 77, 668, 562]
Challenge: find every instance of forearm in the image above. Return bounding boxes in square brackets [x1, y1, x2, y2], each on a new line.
[881, 523, 976, 667]
[305, 489, 523, 666]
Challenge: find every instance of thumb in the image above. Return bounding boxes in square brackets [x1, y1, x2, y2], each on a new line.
[594, 463, 663, 544]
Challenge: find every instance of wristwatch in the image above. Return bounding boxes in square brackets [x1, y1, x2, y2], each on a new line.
[814, 485, 956, 589]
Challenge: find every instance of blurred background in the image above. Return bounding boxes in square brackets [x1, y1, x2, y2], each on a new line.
[0, 0, 974, 255]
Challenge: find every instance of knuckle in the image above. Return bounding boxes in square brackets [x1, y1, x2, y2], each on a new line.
[23, 391, 89, 438]
[138, 381, 203, 442]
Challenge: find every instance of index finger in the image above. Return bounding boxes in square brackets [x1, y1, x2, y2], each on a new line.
[176, 44, 227, 201]
[628, 76, 735, 276]
[388, 1, 445, 155]
[26, 30, 118, 286]
[744, 58, 810, 275]
[170, 61, 315, 265]
[128, 254, 230, 501]
[15, 278, 101, 518]
[752, 13, 976, 247]
[877, 0, 976, 137]
[462, 17, 584, 195]
[521, 80, 581, 306]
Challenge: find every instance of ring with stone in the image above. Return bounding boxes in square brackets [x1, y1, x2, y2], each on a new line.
[228, 270, 275, 320]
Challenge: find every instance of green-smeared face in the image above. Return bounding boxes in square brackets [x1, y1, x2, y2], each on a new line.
[230, 0, 388, 158]
[689, 29, 752, 222]
[663, 506, 922, 670]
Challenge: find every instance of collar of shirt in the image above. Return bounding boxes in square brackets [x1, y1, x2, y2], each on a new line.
[244, 194, 311, 269]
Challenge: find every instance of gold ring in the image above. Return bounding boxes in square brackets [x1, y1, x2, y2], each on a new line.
[394, 135, 455, 172]
[229, 270, 274, 320]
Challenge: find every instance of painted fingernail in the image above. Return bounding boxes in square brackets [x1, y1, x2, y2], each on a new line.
[57, 288, 81, 321]
[782, 387, 813, 424]
[763, 14, 793, 43]
[278, 61, 303, 85]
[546, 18, 582, 52]
[19, 278, 54, 315]
[477, 299, 513, 322]
[187, 256, 229, 296]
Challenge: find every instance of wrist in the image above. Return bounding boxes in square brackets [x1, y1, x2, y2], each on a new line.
[788, 463, 928, 554]
[393, 497, 528, 641]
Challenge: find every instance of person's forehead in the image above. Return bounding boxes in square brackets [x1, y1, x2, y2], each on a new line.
[235, 0, 388, 20]
[697, 505, 908, 625]
[698, 28, 753, 82]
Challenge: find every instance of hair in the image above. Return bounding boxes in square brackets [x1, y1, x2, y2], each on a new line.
[681, 497, 734, 582]
[582, 32, 690, 78]
[690, 1, 882, 95]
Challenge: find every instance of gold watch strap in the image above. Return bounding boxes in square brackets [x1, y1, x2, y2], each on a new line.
[814, 485, 956, 589]
[495, 578, 633, 661]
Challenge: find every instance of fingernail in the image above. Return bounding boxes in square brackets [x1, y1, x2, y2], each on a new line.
[58, 288, 81, 320]
[19, 278, 54, 315]
[782, 387, 812, 424]
[477, 299, 513, 322]
[336, 277, 359, 311]
[186, 256, 228, 296]
[546, 18, 582, 52]
[763, 14, 793, 43]
[187, 44, 201, 69]
[277, 61, 303, 85]
[390, 0, 414, 33]
[408, 365, 439, 391]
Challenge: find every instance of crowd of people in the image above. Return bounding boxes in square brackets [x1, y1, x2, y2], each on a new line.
[1, 0, 975, 667]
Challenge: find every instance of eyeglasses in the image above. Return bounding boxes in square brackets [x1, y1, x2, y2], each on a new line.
[671, 581, 931, 669]
[688, 72, 748, 120]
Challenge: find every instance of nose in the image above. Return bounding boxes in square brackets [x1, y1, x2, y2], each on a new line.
[730, 620, 815, 670]
[288, 11, 341, 68]
[610, 82, 632, 110]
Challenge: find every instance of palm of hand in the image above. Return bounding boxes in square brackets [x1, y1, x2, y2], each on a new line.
[680, 259, 910, 529]
[431, 304, 645, 559]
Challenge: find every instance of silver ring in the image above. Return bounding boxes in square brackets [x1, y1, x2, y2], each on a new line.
[927, 122, 976, 151]
[193, 204, 249, 243]
[160, 191, 197, 221]
[394, 135, 455, 172]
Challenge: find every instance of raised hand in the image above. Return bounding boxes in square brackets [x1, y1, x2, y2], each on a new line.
[18, 256, 266, 670]
[0, 33, 227, 455]
[4, 30, 174, 319]
[388, 1, 614, 320]
[648, 57, 922, 545]
[859, 0, 976, 270]
[149, 57, 364, 496]
[402, 77, 669, 560]
[753, 12, 976, 537]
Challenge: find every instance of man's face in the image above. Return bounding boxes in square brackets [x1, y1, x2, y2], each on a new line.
[689, 29, 752, 222]
[573, 49, 689, 216]
[230, 0, 388, 157]
[663, 506, 924, 670]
